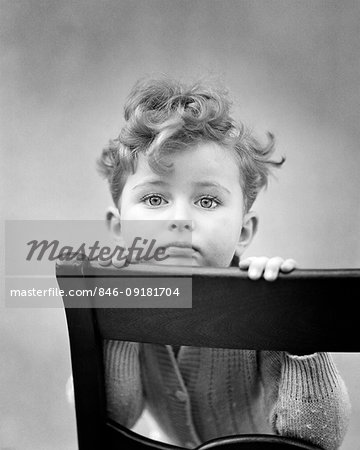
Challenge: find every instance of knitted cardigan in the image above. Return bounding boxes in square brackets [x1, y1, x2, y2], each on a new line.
[103, 341, 350, 450]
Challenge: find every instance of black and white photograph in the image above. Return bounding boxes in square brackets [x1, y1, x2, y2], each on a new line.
[1, 1, 359, 449]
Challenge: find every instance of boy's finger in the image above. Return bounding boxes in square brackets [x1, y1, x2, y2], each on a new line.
[238, 257, 255, 269]
[111, 254, 128, 268]
[280, 258, 297, 272]
[98, 256, 112, 267]
[264, 256, 284, 281]
[248, 257, 269, 279]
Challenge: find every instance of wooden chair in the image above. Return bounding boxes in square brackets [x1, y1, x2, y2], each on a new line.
[56, 257, 359, 450]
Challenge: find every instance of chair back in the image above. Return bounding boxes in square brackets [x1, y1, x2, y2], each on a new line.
[56, 258, 359, 449]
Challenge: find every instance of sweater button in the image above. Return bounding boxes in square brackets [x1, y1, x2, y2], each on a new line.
[175, 390, 187, 401]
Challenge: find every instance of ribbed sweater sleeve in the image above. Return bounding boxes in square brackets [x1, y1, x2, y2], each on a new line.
[103, 339, 144, 428]
[260, 351, 351, 450]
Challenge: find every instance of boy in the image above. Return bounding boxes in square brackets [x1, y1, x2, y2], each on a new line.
[97, 77, 350, 449]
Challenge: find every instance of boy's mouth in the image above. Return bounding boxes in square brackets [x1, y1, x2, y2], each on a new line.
[163, 242, 199, 256]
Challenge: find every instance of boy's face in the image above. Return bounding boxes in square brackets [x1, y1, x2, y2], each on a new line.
[112, 142, 257, 267]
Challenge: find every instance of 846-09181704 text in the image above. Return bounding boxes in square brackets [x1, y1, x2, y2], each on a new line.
[9, 286, 181, 298]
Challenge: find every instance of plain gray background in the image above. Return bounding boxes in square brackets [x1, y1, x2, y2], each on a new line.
[1, 1, 359, 449]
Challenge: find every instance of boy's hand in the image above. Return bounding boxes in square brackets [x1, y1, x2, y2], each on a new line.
[238, 256, 297, 281]
[96, 249, 129, 267]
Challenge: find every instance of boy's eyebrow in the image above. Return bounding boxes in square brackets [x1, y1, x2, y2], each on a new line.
[132, 180, 232, 194]
[193, 181, 231, 195]
[132, 180, 169, 190]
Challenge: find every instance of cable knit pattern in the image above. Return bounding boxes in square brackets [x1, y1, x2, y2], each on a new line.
[103, 341, 350, 449]
[268, 352, 351, 450]
[103, 340, 144, 428]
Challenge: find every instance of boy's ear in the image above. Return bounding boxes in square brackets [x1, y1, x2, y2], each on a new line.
[106, 206, 122, 242]
[235, 211, 258, 257]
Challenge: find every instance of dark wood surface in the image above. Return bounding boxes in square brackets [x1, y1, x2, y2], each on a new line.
[57, 259, 360, 353]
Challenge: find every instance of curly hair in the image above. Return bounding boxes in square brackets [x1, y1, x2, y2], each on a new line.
[97, 76, 284, 212]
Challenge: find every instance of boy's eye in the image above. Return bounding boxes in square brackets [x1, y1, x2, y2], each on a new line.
[142, 194, 166, 207]
[196, 196, 220, 209]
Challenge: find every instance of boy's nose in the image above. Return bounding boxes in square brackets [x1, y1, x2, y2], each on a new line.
[167, 200, 194, 231]
[168, 220, 193, 231]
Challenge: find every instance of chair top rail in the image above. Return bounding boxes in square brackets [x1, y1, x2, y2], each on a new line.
[56, 259, 360, 352]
